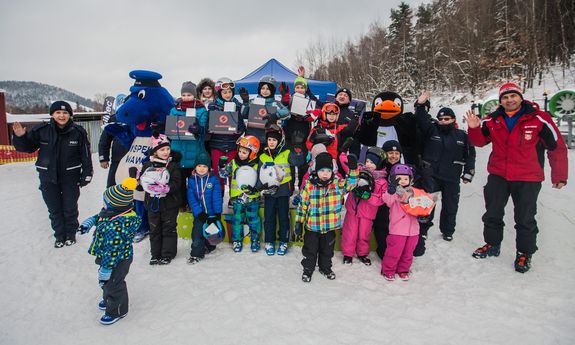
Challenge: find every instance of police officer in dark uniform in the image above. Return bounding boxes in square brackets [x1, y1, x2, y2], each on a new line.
[13, 101, 93, 248]
[413, 91, 475, 255]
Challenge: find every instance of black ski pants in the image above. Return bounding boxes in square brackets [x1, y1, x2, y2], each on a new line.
[482, 174, 541, 255]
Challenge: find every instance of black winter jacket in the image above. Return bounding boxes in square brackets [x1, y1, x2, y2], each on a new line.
[415, 105, 476, 184]
[12, 119, 93, 185]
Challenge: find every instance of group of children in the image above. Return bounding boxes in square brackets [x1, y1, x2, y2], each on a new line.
[79, 74, 436, 325]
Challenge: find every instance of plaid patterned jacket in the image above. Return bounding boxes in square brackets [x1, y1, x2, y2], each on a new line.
[295, 169, 358, 233]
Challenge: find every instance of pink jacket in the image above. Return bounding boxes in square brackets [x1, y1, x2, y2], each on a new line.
[381, 188, 420, 237]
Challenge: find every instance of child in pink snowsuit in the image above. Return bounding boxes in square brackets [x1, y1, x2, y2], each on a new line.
[341, 147, 387, 266]
[381, 164, 420, 281]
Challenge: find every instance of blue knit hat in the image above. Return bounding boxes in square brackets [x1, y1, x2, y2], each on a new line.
[103, 177, 137, 209]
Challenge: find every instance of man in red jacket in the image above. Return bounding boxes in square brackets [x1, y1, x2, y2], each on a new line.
[464, 82, 568, 273]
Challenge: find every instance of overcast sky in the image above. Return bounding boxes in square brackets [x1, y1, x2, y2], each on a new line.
[0, 0, 428, 99]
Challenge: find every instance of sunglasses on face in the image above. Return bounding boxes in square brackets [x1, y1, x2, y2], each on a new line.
[437, 117, 453, 121]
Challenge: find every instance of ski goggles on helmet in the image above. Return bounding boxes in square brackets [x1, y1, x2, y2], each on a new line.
[322, 103, 340, 115]
[220, 82, 235, 90]
[236, 136, 258, 153]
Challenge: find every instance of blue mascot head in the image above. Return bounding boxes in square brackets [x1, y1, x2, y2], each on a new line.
[108, 70, 174, 147]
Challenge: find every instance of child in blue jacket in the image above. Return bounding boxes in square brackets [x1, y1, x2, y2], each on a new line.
[187, 151, 223, 264]
[78, 171, 141, 325]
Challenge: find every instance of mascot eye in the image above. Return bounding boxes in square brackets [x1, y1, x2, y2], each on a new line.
[138, 90, 146, 99]
[393, 98, 402, 107]
[374, 98, 383, 106]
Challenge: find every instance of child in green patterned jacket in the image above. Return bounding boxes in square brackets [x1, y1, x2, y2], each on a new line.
[78, 169, 141, 325]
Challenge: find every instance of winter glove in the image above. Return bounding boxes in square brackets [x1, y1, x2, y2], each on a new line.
[340, 137, 354, 153]
[417, 215, 431, 224]
[98, 266, 112, 286]
[362, 111, 381, 127]
[279, 82, 290, 105]
[291, 193, 302, 207]
[188, 123, 200, 135]
[347, 154, 358, 170]
[197, 212, 208, 223]
[262, 112, 279, 123]
[148, 183, 170, 195]
[78, 215, 98, 234]
[218, 156, 229, 169]
[396, 186, 408, 202]
[207, 214, 221, 224]
[241, 184, 258, 195]
[461, 172, 474, 184]
[305, 108, 322, 121]
[239, 87, 250, 104]
[78, 175, 92, 187]
[294, 222, 303, 241]
[360, 190, 371, 200]
[387, 178, 399, 195]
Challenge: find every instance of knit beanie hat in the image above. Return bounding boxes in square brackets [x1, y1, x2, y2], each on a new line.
[194, 151, 211, 168]
[336, 88, 352, 100]
[150, 132, 171, 154]
[315, 152, 333, 172]
[181, 81, 197, 95]
[499, 82, 523, 101]
[49, 101, 73, 116]
[103, 176, 137, 209]
[310, 144, 327, 160]
[265, 128, 283, 143]
[294, 77, 308, 89]
[436, 107, 456, 119]
[366, 151, 383, 168]
[382, 140, 402, 153]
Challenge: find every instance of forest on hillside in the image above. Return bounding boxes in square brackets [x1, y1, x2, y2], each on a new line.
[298, 0, 575, 100]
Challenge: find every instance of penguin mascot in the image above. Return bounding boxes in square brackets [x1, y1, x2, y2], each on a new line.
[356, 91, 420, 166]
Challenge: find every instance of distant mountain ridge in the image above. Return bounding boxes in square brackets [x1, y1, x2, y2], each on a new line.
[0, 81, 95, 111]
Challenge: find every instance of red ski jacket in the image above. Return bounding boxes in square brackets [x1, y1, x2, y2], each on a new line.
[468, 101, 568, 184]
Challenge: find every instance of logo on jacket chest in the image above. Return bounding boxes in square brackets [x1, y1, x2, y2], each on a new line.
[69, 140, 79, 146]
[524, 130, 533, 141]
[206, 182, 213, 189]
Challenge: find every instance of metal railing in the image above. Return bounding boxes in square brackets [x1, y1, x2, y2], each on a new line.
[6, 112, 106, 153]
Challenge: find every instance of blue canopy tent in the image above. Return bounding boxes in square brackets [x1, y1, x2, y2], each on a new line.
[234, 58, 337, 102]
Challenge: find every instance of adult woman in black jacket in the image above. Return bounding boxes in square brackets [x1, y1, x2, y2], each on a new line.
[12, 101, 93, 248]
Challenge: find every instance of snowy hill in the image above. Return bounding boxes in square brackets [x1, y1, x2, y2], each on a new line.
[0, 80, 95, 111]
[0, 146, 573, 344]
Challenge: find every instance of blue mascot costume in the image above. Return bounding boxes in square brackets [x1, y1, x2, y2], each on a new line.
[105, 70, 174, 242]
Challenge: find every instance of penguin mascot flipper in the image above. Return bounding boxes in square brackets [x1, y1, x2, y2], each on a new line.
[357, 111, 380, 147]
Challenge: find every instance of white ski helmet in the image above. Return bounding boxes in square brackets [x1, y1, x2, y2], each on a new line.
[235, 165, 258, 188]
[259, 164, 285, 188]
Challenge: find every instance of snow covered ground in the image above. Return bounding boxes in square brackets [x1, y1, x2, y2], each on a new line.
[0, 148, 573, 345]
[1, 68, 574, 344]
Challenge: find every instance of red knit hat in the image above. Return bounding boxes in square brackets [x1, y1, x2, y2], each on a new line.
[499, 82, 523, 101]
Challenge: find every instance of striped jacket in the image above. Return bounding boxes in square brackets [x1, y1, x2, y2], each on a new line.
[295, 169, 358, 233]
